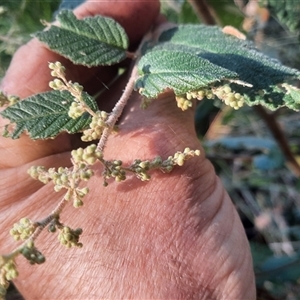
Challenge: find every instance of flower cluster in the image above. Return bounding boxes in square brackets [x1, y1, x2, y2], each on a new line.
[68, 101, 85, 119]
[129, 156, 163, 181]
[58, 226, 83, 248]
[102, 148, 200, 184]
[213, 84, 244, 110]
[47, 217, 83, 248]
[64, 187, 89, 208]
[0, 256, 18, 298]
[176, 88, 215, 110]
[48, 61, 95, 120]
[20, 241, 45, 265]
[48, 61, 66, 78]
[103, 159, 127, 183]
[28, 162, 93, 208]
[9, 218, 36, 241]
[168, 148, 200, 167]
[71, 144, 103, 165]
[81, 111, 109, 142]
[0, 58, 204, 297]
[175, 83, 245, 111]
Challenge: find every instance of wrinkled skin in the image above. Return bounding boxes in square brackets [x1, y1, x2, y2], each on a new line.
[0, 1, 255, 299]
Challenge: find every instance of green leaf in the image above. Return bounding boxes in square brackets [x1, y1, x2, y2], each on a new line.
[260, 0, 300, 34]
[136, 50, 238, 98]
[136, 24, 300, 110]
[208, 0, 244, 29]
[0, 90, 97, 139]
[160, 0, 199, 24]
[35, 10, 129, 66]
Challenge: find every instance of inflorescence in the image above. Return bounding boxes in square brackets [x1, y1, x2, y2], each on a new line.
[0, 61, 201, 297]
[175, 83, 245, 111]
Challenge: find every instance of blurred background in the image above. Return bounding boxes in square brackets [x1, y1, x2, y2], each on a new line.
[1, 0, 300, 299]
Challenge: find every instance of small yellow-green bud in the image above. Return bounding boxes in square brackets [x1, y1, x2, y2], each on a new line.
[197, 90, 206, 98]
[74, 198, 83, 208]
[151, 157, 162, 167]
[140, 173, 151, 181]
[164, 165, 174, 172]
[80, 169, 93, 180]
[139, 161, 150, 169]
[36, 255, 46, 264]
[48, 224, 56, 233]
[49, 78, 65, 90]
[184, 147, 191, 154]
[86, 144, 96, 154]
[27, 240, 34, 249]
[64, 189, 73, 200]
[100, 111, 108, 119]
[54, 185, 63, 192]
[223, 85, 231, 94]
[75, 187, 89, 199]
[48, 62, 56, 69]
[57, 167, 65, 174]
[195, 149, 201, 156]
[113, 160, 122, 166]
[5, 269, 18, 281]
[237, 100, 244, 107]
[74, 228, 83, 235]
[72, 82, 83, 93]
[176, 153, 185, 166]
[234, 93, 241, 100]
[186, 93, 193, 100]
[206, 92, 214, 99]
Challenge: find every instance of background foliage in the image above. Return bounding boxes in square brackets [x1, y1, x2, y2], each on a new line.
[1, 0, 300, 299]
[0, 0, 60, 79]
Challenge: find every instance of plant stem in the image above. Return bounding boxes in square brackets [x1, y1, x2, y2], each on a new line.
[96, 28, 153, 153]
[254, 106, 300, 177]
[187, 0, 218, 25]
[97, 65, 138, 152]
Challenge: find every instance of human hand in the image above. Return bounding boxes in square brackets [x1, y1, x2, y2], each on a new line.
[0, 1, 255, 299]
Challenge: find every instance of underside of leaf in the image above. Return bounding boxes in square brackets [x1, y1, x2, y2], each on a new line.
[0, 90, 97, 139]
[35, 10, 129, 66]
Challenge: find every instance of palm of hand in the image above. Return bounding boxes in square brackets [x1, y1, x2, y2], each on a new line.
[0, 1, 255, 298]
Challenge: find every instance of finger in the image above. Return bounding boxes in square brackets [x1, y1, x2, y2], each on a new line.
[74, 0, 160, 49]
[0, 0, 160, 98]
[0, 0, 160, 168]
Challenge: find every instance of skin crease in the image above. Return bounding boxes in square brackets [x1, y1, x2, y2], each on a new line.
[0, 0, 256, 299]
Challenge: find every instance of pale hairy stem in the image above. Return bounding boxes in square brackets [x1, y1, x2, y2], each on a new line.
[97, 64, 138, 152]
[96, 30, 154, 153]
